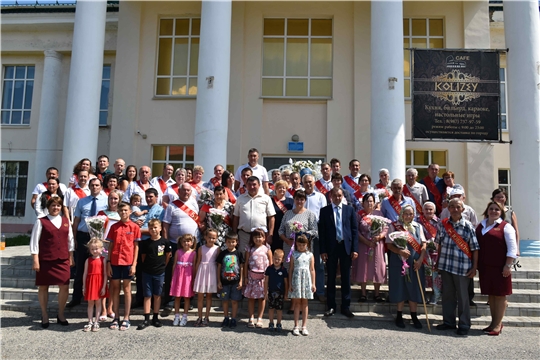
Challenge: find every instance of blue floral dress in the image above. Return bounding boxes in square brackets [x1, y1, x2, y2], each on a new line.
[288, 251, 314, 299]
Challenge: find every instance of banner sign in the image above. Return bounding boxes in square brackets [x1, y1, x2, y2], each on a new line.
[412, 50, 500, 141]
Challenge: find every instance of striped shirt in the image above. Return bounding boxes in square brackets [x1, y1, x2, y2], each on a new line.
[434, 217, 480, 277]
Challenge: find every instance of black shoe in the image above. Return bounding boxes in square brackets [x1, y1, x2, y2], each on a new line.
[137, 320, 150, 330]
[65, 300, 80, 308]
[456, 328, 469, 336]
[56, 316, 69, 326]
[324, 308, 335, 317]
[152, 318, 163, 328]
[341, 308, 354, 318]
[412, 318, 423, 329]
[221, 317, 230, 327]
[469, 300, 477, 307]
[41, 317, 49, 329]
[436, 323, 457, 330]
[395, 317, 405, 328]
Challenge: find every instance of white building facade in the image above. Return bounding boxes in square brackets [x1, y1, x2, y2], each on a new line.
[1, 0, 539, 242]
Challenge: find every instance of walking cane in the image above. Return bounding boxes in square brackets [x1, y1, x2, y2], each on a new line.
[415, 262, 431, 332]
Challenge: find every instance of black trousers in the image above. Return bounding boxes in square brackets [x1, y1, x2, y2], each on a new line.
[162, 242, 178, 304]
[72, 231, 91, 302]
[326, 242, 352, 311]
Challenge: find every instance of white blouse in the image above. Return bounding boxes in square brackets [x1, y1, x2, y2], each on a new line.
[479, 218, 517, 258]
[30, 215, 75, 255]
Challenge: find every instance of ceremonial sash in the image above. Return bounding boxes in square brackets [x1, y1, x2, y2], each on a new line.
[136, 180, 148, 192]
[442, 218, 472, 259]
[423, 176, 442, 213]
[171, 183, 179, 195]
[273, 196, 288, 214]
[172, 200, 200, 224]
[388, 196, 402, 216]
[72, 186, 86, 199]
[210, 177, 220, 188]
[268, 183, 275, 191]
[393, 222, 428, 265]
[402, 185, 423, 214]
[315, 179, 329, 195]
[104, 188, 111, 196]
[418, 215, 438, 239]
[357, 209, 368, 221]
[157, 178, 168, 193]
[190, 181, 202, 193]
[42, 182, 48, 188]
[344, 176, 363, 200]
[97, 173, 103, 181]
[225, 187, 236, 204]
[200, 204, 231, 226]
[287, 188, 296, 197]
[375, 183, 391, 197]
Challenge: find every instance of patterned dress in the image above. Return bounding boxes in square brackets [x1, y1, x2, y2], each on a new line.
[200, 200, 234, 249]
[243, 245, 270, 299]
[288, 250, 314, 299]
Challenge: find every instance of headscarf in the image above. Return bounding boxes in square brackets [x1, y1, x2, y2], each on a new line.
[399, 204, 415, 233]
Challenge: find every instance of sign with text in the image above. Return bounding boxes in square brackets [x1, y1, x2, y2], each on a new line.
[412, 50, 500, 141]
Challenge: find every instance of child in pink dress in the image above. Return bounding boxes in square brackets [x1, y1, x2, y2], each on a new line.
[193, 229, 220, 327]
[243, 228, 272, 328]
[170, 234, 196, 327]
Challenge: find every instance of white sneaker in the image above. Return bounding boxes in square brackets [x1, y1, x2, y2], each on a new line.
[292, 327, 300, 336]
[173, 315, 180, 326]
[301, 327, 309, 336]
[179, 315, 188, 327]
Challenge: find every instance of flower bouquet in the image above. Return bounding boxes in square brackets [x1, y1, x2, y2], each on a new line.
[208, 207, 228, 229]
[199, 188, 214, 202]
[374, 188, 388, 203]
[388, 231, 411, 282]
[364, 215, 391, 260]
[85, 215, 107, 240]
[286, 221, 304, 262]
[287, 158, 323, 180]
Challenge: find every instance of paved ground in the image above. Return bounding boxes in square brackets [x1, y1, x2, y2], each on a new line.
[1, 310, 539, 359]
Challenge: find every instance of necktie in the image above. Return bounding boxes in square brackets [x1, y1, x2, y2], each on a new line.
[90, 197, 97, 216]
[335, 206, 342, 242]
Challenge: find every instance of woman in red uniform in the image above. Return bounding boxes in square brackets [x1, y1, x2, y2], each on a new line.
[30, 197, 74, 328]
[476, 201, 517, 336]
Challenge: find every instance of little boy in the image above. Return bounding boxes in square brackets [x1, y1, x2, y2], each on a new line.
[136, 219, 171, 330]
[216, 233, 244, 328]
[106, 202, 141, 331]
[264, 249, 289, 332]
[129, 194, 148, 223]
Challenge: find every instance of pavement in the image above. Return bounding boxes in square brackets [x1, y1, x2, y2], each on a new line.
[1, 310, 539, 359]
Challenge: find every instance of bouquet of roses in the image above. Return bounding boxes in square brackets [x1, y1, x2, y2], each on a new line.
[85, 215, 107, 240]
[374, 188, 388, 203]
[208, 207, 228, 228]
[287, 158, 323, 180]
[364, 215, 391, 260]
[199, 188, 214, 202]
[286, 221, 304, 262]
[389, 231, 411, 282]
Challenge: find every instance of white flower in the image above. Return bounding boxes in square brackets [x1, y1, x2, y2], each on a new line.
[289, 158, 293, 164]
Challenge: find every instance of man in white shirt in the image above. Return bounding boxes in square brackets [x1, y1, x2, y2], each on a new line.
[203, 164, 224, 191]
[403, 167, 429, 208]
[439, 189, 479, 227]
[31, 166, 68, 209]
[64, 170, 90, 221]
[314, 162, 333, 196]
[234, 148, 270, 195]
[123, 166, 153, 206]
[150, 163, 175, 203]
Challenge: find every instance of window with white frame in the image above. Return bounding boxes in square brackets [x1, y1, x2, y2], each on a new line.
[498, 169, 511, 208]
[151, 145, 194, 176]
[262, 18, 333, 98]
[99, 65, 111, 126]
[1, 66, 35, 125]
[403, 18, 444, 98]
[499, 67, 508, 131]
[155, 18, 200, 97]
[1, 161, 28, 217]
[406, 150, 447, 180]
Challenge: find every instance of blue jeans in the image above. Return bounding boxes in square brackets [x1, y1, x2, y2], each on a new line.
[313, 237, 325, 296]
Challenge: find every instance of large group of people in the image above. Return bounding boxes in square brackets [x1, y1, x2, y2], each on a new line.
[29, 150, 519, 336]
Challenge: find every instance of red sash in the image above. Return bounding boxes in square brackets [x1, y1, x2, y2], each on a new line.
[136, 180, 149, 192]
[97, 173, 103, 181]
[42, 182, 48, 188]
[423, 176, 442, 213]
[157, 178, 168, 193]
[273, 196, 288, 214]
[201, 204, 231, 226]
[375, 183, 391, 197]
[419, 215, 438, 239]
[442, 218, 472, 259]
[344, 176, 363, 200]
[172, 200, 200, 224]
[225, 187, 236, 204]
[402, 184, 423, 214]
[268, 183, 275, 191]
[315, 180, 329, 195]
[210, 177, 220, 188]
[393, 222, 428, 264]
[190, 181, 202, 193]
[357, 209, 368, 221]
[388, 196, 402, 216]
[288, 188, 298, 197]
[171, 183, 179, 195]
[104, 188, 111, 196]
[72, 186, 86, 199]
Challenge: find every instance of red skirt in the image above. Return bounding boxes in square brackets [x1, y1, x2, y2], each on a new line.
[479, 265, 512, 296]
[35, 258, 70, 286]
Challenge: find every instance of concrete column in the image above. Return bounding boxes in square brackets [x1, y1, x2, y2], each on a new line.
[370, 0, 406, 181]
[35, 50, 63, 179]
[194, 0, 232, 181]
[60, 0, 107, 183]
[504, 0, 540, 241]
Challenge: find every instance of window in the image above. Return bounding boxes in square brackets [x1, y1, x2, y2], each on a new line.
[406, 150, 447, 179]
[499, 67, 507, 131]
[99, 65, 111, 126]
[262, 18, 333, 98]
[1, 161, 28, 217]
[152, 145, 194, 175]
[498, 169, 511, 208]
[403, 18, 444, 98]
[1, 65, 35, 125]
[155, 18, 200, 96]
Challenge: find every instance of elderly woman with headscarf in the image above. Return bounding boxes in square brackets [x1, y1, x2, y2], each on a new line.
[386, 204, 427, 330]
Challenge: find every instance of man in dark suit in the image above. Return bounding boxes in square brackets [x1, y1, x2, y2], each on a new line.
[319, 187, 359, 318]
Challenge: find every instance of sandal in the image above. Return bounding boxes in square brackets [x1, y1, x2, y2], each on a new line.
[107, 312, 115, 319]
[98, 315, 107, 322]
[119, 320, 131, 331]
[83, 322, 93, 332]
[92, 322, 100, 332]
[255, 318, 263, 328]
[109, 319, 119, 330]
[194, 318, 202, 327]
[247, 318, 256, 328]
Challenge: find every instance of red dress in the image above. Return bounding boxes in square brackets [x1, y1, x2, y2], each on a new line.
[476, 221, 512, 296]
[84, 256, 109, 300]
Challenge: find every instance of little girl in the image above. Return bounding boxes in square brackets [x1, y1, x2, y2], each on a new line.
[192, 229, 220, 327]
[288, 235, 315, 336]
[170, 234, 196, 327]
[82, 238, 109, 332]
[244, 228, 272, 328]
[129, 194, 147, 222]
